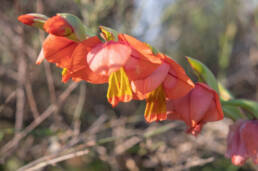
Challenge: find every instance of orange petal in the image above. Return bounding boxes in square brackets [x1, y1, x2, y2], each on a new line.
[199, 83, 224, 122]
[124, 50, 161, 80]
[189, 83, 214, 123]
[163, 56, 195, 99]
[63, 36, 108, 84]
[62, 69, 108, 84]
[131, 62, 169, 96]
[167, 92, 191, 125]
[44, 16, 73, 36]
[118, 34, 162, 64]
[87, 41, 132, 76]
[43, 34, 78, 68]
[118, 34, 167, 81]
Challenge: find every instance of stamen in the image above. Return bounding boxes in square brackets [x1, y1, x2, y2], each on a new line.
[144, 85, 167, 123]
[107, 68, 133, 107]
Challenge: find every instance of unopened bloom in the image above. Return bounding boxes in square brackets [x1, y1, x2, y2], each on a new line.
[44, 15, 73, 37]
[226, 120, 258, 166]
[167, 83, 224, 135]
[18, 13, 48, 29]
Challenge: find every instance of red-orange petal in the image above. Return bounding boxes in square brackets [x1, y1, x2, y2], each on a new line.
[64, 36, 108, 84]
[87, 41, 132, 76]
[163, 55, 195, 99]
[118, 34, 162, 64]
[18, 14, 36, 26]
[131, 62, 170, 96]
[44, 16, 73, 36]
[42, 34, 78, 68]
[119, 34, 162, 80]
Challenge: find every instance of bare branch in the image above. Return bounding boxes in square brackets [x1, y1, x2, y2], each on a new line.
[17, 149, 89, 171]
[0, 82, 79, 160]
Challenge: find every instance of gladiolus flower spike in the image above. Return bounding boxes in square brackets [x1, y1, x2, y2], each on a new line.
[18, 12, 258, 167]
[19, 13, 226, 132]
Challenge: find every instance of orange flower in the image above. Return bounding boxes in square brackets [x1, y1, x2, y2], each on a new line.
[44, 16, 73, 37]
[133, 55, 194, 123]
[86, 32, 183, 108]
[167, 83, 224, 135]
[117, 34, 194, 122]
[87, 40, 133, 106]
[226, 120, 258, 166]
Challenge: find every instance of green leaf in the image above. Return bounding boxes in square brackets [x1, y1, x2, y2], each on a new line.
[83, 26, 95, 37]
[218, 82, 234, 100]
[222, 105, 245, 121]
[186, 56, 219, 92]
[222, 99, 258, 119]
[58, 13, 86, 41]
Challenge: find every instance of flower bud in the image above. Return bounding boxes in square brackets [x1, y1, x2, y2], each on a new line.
[44, 15, 73, 37]
[18, 13, 48, 29]
[44, 13, 87, 41]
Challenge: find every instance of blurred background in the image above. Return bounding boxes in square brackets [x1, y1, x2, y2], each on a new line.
[0, 0, 258, 170]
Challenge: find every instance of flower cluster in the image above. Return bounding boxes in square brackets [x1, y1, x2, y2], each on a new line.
[18, 13, 258, 166]
[18, 13, 223, 133]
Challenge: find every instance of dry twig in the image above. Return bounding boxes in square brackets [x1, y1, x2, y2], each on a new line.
[17, 149, 89, 171]
[0, 82, 79, 161]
